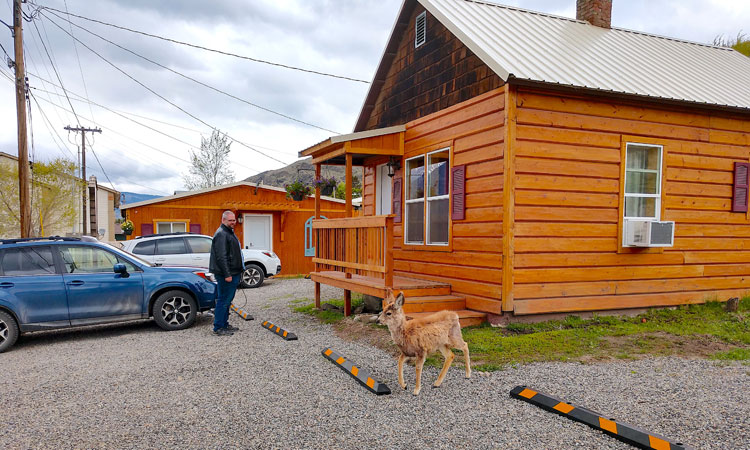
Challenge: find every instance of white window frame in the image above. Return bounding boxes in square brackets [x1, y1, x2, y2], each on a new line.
[156, 221, 187, 234]
[623, 142, 663, 221]
[415, 11, 427, 48]
[404, 148, 451, 246]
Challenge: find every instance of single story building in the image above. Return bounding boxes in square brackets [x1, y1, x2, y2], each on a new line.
[121, 181, 347, 275]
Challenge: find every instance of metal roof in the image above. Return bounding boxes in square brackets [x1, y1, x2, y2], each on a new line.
[421, 0, 750, 110]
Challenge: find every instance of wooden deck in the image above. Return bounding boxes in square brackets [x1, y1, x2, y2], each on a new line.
[311, 271, 486, 327]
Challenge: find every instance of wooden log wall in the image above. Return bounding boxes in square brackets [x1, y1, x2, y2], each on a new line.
[364, 88, 506, 314]
[512, 88, 750, 314]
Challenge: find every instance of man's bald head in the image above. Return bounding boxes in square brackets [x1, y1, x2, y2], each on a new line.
[222, 210, 236, 229]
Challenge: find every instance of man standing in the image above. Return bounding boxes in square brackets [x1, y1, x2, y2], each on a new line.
[209, 210, 243, 336]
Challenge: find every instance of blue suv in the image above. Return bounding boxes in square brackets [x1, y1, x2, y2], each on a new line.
[0, 236, 217, 353]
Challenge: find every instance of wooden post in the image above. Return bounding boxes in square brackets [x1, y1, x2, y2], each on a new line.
[384, 216, 394, 288]
[344, 289, 351, 317]
[345, 152, 353, 217]
[14, 0, 30, 238]
[314, 163, 321, 308]
[502, 84, 517, 312]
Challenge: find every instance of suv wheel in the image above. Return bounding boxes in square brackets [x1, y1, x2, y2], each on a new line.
[152, 290, 197, 331]
[240, 263, 264, 289]
[0, 311, 19, 353]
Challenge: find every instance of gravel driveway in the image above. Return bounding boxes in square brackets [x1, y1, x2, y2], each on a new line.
[1, 278, 748, 449]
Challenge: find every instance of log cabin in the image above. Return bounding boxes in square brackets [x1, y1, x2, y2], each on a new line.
[121, 182, 347, 276]
[300, 0, 750, 324]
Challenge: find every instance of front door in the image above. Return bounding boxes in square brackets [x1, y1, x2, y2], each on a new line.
[376, 164, 392, 215]
[243, 214, 272, 251]
[59, 245, 144, 323]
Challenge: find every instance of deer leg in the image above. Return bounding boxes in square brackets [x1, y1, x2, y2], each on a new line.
[461, 340, 471, 379]
[397, 353, 407, 390]
[413, 353, 426, 396]
[433, 345, 454, 388]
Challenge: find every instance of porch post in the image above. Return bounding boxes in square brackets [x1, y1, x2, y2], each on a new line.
[314, 163, 321, 309]
[345, 153, 353, 217]
[385, 216, 394, 289]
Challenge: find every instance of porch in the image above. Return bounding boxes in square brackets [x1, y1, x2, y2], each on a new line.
[300, 127, 486, 326]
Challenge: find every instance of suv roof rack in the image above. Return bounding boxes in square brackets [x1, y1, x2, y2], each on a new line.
[0, 236, 83, 245]
[135, 232, 201, 239]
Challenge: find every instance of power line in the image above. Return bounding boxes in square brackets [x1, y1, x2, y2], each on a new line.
[43, 8, 340, 135]
[37, 4, 370, 84]
[62, 0, 97, 131]
[39, 14, 295, 167]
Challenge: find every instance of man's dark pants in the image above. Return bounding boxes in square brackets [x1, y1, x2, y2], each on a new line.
[214, 274, 240, 332]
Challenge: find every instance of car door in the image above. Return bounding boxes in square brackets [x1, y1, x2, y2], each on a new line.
[58, 245, 145, 324]
[184, 236, 212, 268]
[0, 246, 69, 328]
[129, 240, 156, 264]
[154, 237, 191, 266]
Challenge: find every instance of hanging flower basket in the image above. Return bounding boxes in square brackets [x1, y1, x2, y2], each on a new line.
[120, 219, 134, 235]
[314, 176, 337, 197]
[285, 179, 313, 202]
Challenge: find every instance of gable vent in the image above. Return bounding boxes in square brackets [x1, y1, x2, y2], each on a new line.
[415, 11, 426, 48]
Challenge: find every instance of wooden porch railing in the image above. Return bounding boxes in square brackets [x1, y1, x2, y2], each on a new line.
[312, 215, 394, 288]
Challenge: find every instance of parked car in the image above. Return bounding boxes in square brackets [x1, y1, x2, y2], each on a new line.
[120, 232, 281, 288]
[0, 236, 217, 353]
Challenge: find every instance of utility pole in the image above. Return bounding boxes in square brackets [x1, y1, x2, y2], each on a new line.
[14, 0, 30, 238]
[64, 126, 102, 235]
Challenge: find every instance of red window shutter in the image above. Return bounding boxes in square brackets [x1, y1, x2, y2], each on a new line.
[452, 165, 466, 221]
[189, 224, 201, 234]
[392, 177, 403, 223]
[733, 162, 749, 213]
[140, 223, 153, 236]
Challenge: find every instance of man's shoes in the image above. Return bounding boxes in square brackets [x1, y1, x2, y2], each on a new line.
[225, 324, 240, 332]
[213, 328, 234, 336]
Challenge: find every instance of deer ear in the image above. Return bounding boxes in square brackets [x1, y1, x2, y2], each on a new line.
[395, 293, 405, 308]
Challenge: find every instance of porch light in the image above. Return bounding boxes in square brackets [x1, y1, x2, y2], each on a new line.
[386, 156, 401, 178]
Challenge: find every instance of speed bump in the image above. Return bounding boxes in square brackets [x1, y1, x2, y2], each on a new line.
[321, 347, 391, 396]
[261, 320, 298, 341]
[230, 304, 254, 321]
[510, 385, 691, 450]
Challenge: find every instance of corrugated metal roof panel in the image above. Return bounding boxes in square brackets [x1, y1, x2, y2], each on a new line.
[422, 0, 750, 110]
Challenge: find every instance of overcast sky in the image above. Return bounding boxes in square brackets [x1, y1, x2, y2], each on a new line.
[0, 0, 748, 197]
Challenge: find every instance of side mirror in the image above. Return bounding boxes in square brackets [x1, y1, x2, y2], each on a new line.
[113, 263, 128, 277]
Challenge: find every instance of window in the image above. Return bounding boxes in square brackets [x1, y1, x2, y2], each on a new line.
[156, 221, 187, 234]
[624, 143, 663, 220]
[415, 11, 426, 48]
[132, 240, 155, 256]
[59, 246, 136, 273]
[155, 238, 187, 255]
[185, 236, 212, 253]
[405, 148, 450, 246]
[0, 247, 56, 276]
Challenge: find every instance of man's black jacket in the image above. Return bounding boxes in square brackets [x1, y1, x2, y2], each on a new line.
[209, 224, 243, 278]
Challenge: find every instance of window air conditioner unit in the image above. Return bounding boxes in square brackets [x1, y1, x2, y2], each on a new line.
[624, 220, 675, 247]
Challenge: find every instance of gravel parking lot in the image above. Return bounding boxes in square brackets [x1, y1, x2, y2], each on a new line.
[1, 278, 748, 449]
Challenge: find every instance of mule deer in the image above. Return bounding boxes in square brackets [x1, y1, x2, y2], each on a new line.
[378, 289, 471, 395]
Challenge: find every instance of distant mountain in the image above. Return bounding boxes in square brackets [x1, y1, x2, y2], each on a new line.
[121, 191, 162, 205]
[244, 159, 362, 189]
[117, 191, 163, 218]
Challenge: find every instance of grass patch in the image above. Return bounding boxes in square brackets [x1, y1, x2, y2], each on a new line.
[293, 295, 364, 324]
[295, 294, 749, 371]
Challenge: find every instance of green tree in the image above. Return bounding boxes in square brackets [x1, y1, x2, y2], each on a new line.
[333, 175, 362, 200]
[183, 129, 235, 190]
[0, 157, 83, 238]
[714, 32, 750, 57]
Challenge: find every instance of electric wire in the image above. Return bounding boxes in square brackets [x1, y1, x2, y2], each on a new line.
[63, 0, 97, 132]
[37, 4, 370, 84]
[43, 8, 340, 135]
[39, 14, 293, 167]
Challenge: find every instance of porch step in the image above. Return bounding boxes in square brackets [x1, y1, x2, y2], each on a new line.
[406, 310, 487, 328]
[401, 295, 466, 313]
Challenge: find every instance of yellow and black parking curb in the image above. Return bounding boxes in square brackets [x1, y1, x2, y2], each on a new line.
[510, 386, 691, 450]
[230, 304, 254, 321]
[261, 320, 297, 340]
[321, 347, 391, 395]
